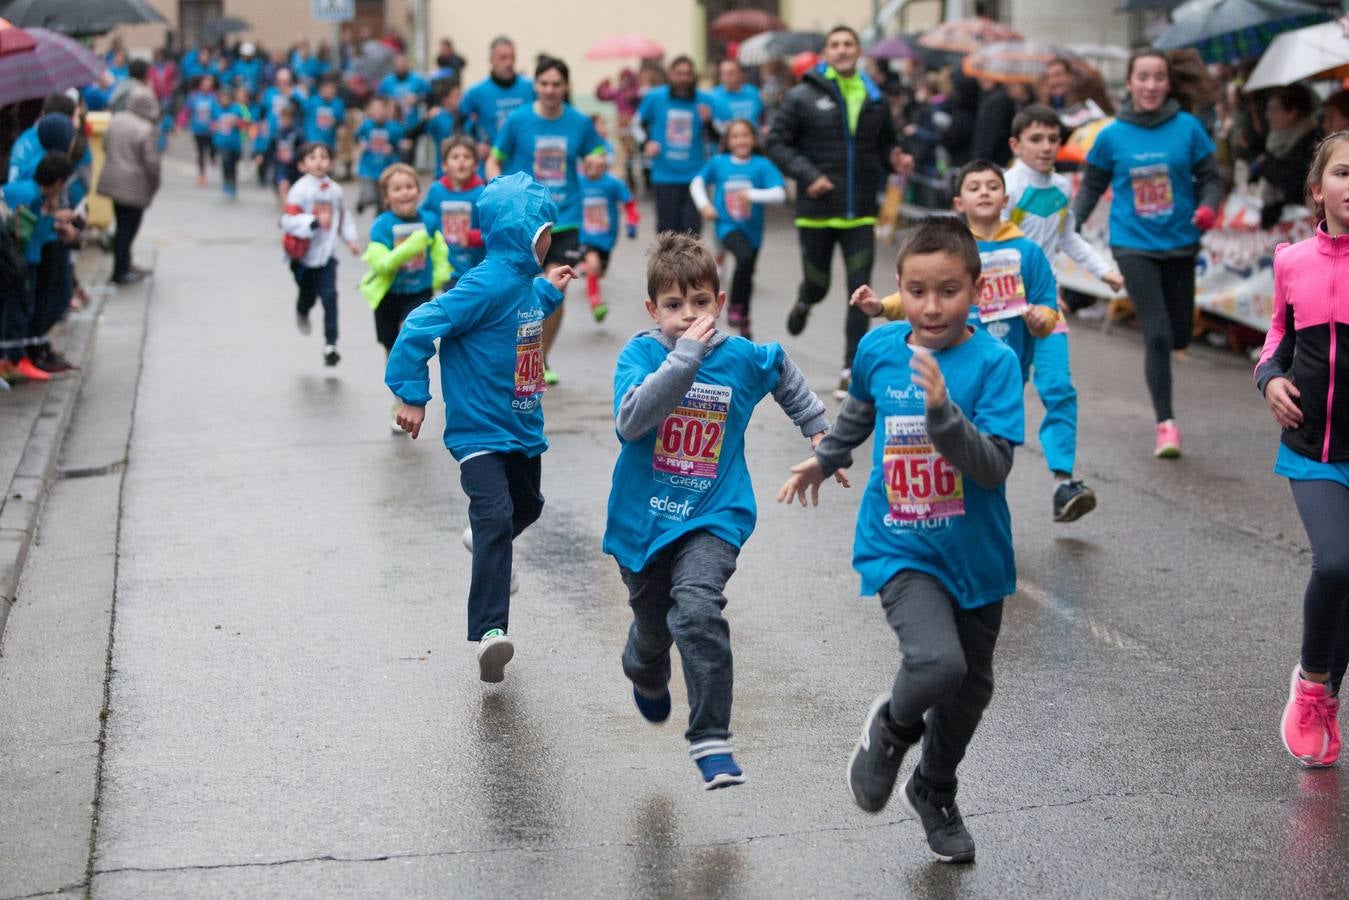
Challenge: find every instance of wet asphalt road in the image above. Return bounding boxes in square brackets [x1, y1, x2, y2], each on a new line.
[23, 152, 1349, 898]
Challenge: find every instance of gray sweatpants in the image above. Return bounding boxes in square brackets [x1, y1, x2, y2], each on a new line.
[881, 570, 1003, 794]
[620, 531, 739, 746]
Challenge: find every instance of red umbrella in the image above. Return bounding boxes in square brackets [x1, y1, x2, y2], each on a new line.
[585, 34, 664, 61]
[0, 26, 104, 106]
[919, 17, 1024, 54]
[0, 17, 38, 56]
[710, 9, 787, 42]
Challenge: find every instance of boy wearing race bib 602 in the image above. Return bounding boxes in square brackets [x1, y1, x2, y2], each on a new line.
[781, 218, 1024, 864]
[603, 232, 835, 791]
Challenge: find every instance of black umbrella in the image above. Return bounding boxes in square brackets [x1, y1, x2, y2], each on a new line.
[0, 0, 164, 37]
[202, 17, 251, 43]
[1115, 0, 1186, 10]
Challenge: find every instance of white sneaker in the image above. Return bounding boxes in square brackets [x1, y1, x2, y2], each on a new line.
[833, 368, 852, 401]
[477, 631, 514, 683]
[462, 527, 518, 594]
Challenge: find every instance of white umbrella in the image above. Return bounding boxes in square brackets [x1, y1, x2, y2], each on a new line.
[1243, 19, 1349, 91]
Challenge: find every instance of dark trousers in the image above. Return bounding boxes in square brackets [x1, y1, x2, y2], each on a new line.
[620, 532, 739, 745]
[291, 258, 339, 344]
[1114, 253, 1197, 423]
[1, 266, 35, 363]
[220, 148, 240, 191]
[459, 452, 545, 641]
[112, 203, 144, 280]
[194, 133, 214, 174]
[654, 183, 701, 236]
[721, 230, 759, 320]
[1293, 479, 1349, 691]
[374, 289, 429, 353]
[880, 570, 1002, 794]
[796, 225, 875, 369]
[30, 243, 72, 347]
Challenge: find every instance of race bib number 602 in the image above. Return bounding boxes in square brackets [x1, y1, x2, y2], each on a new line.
[653, 383, 731, 491]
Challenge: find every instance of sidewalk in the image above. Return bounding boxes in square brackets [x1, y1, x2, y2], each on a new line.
[0, 248, 141, 649]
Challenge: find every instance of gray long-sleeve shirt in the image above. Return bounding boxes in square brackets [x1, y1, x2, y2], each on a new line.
[615, 328, 829, 442]
[813, 394, 1013, 489]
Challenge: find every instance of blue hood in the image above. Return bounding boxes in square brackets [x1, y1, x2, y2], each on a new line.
[478, 172, 558, 276]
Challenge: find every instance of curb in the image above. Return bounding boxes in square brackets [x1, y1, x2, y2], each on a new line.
[0, 273, 131, 649]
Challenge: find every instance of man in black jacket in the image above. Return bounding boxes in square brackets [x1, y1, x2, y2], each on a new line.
[766, 25, 912, 397]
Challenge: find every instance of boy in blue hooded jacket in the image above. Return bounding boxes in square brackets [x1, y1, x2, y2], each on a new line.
[386, 173, 576, 683]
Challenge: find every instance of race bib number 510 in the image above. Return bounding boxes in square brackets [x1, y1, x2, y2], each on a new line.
[883, 415, 964, 523]
[977, 248, 1027, 322]
[653, 383, 731, 491]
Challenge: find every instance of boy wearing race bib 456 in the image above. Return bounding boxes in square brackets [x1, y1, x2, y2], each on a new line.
[603, 232, 835, 790]
[781, 218, 1024, 865]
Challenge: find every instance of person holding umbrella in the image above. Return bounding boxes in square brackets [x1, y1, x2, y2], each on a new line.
[765, 25, 911, 398]
[1072, 49, 1224, 459]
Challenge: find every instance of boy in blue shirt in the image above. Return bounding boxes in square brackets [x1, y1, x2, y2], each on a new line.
[419, 135, 487, 287]
[604, 232, 833, 790]
[354, 97, 405, 214]
[634, 56, 715, 235]
[302, 76, 345, 150]
[386, 173, 575, 684]
[578, 153, 638, 322]
[781, 217, 1024, 864]
[211, 85, 250, 198]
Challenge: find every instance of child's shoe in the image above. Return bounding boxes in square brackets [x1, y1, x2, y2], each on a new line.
[691, 742, 745, 790]
[476, 629, 514, 683]
[543, 367, 559, 386]
[633, 686, 671, 723]
[197, 172, 207, 187]
[900, 773, 976, 864]
[727, 305, 747, 328]
[1281, 665, 1337, 767]
[1325, 694, 1342, 766]
[0, 360, 22, 384]
[1052, 480, 1097, 522]
[15, 357, 51, 382]
[847, 694, 918, 813]
[323, 344, 340, 366]
[1154, 420, 1181, 458]
[833, 368, 851, 401]
[296, 313, 311, 336]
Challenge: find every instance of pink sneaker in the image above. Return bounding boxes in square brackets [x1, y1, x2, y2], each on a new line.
[1154, 420, 1182, 459]
[1325, 695, 1342, 765]
[1281, 666, 1336, 767]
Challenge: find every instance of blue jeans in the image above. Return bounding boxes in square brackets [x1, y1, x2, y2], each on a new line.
[459, 452, 544, 641]
[1030, 330, 1078, 476]
[290, 259, 338, 344]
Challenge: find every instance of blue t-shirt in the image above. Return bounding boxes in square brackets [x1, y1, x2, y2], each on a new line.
[972, 234, 1058, 382]
[493, 105, 604, 231]
[303, 95, 346, 147]
[227, 57, 262, 91]
[82, 83, 112, 112]
[637, 86, 716, 185]
[603, 333, 785, 572]
[187, 90, 216, 136]
[211, 101, 248, 152]
[7, 128, 41, 183]
[710, 84, 763, 129]
[1275, 443, 1349, 488]
[848, 323, 1024, 607]
[579, 173, 632, 252]
[1086, 110, 1215, 252]
[461, 75, 534, 147]
[697, 153, 784, 249]
[369, 209, 439, 295]
[1, 179, 56, 264]
[378, 72, 430, 128]
[261, 86, 304, 131]
[419, 177, 487, 278]
[355, 119, 405, 180]
[423, 110, 460, 177]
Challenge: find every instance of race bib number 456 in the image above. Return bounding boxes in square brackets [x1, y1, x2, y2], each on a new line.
[653, 383, 731, 491]
[883, 415, 964, 524]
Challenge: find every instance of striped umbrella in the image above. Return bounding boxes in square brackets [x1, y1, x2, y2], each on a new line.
[0, 26, 104, 106]
[918, 17, 1023, 55]
[962, 41, 1087, 84]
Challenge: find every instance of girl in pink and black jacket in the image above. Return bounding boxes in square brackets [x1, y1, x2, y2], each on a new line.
[1256, 131, 1349, 769]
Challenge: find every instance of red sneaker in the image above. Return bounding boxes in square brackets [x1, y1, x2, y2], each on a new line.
[1154, 420, 1181, 459]
[15, 357, 51, 382]
[1282, 666, 1336, 767]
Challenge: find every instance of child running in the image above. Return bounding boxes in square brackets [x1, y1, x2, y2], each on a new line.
[1000, 106, 1125, 520]
[578, 153, 639, 322]
[354, 97, 405, 214]
[385, 173, 574, 683]
[187, 74, 216, 186]
[256, 103, 303, 204]
[211, 84, 250, 198]
[419, 135, 486, 288]
[360, 163, 450, 431]
[603, 231, 834, 790]
[281, 142, 359, 366]
[779, 217, 1025, 863]
[1258, 132, 1349, 768]
[689, 118, 786, 339]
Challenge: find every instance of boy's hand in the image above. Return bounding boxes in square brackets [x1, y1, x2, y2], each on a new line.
[1102, 271, 1125, 293]
[643, 140, 660, 158]
[849, 284, 883, 317]
[910, 350, 948, 410]
[777, 456, 829, 506]
[1023, 304, 1057, 337]
[683, 314, 717, 344]
[810, 431, 850, 487]
[699, 204, 718, 221]
[347, 240, 361, 256]
[1264, 376, 1303, 429]
[395, 403, 425, 439]
[546, 264, 577, 292]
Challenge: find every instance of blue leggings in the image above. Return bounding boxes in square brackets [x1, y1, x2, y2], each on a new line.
[1030, 330, 1078, 476]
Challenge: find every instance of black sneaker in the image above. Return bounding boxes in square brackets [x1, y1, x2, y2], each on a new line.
[786, 300, 811, 336]
[900, 773, 976, 863]
[1052, 480, 1097, 523]
[31, 349, 78, 374]
[847, 694, 918, 813]
[323, 344, 341, 366]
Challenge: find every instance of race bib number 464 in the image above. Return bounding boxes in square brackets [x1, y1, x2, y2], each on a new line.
[977, 248, 1027, 322]
[653, 383, 731, 491]
[1130, 163, 1174, 218]
[883, 415, 964, 523]
[514, 319, 544, 398]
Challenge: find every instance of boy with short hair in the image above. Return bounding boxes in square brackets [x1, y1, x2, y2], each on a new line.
[604, 231, 834, 790]
[354, 97, 405, 214]
[780, 217, 1024, 864]
[419, 135, 486, 287]
[578, 153, 639, 322]
[386, 173, 575, 684]
[281, 142, 360, 366]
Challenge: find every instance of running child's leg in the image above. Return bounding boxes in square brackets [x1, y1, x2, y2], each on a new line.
[583, 248, 607, 321]
[619, 552, 677, 703]
[195, 135, 210, 177]
[1032, 332, 1077, 477]
[316, 259, 339, 346]
[667, 533, 738, 746]
[292, 262, 317, 320]
[722, 231, 756, 331]
[1291, 480, 1349, 686]
[880, 570, 971, 732]
[459, 452, 518, 640]
[502, 451, 545, 540]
